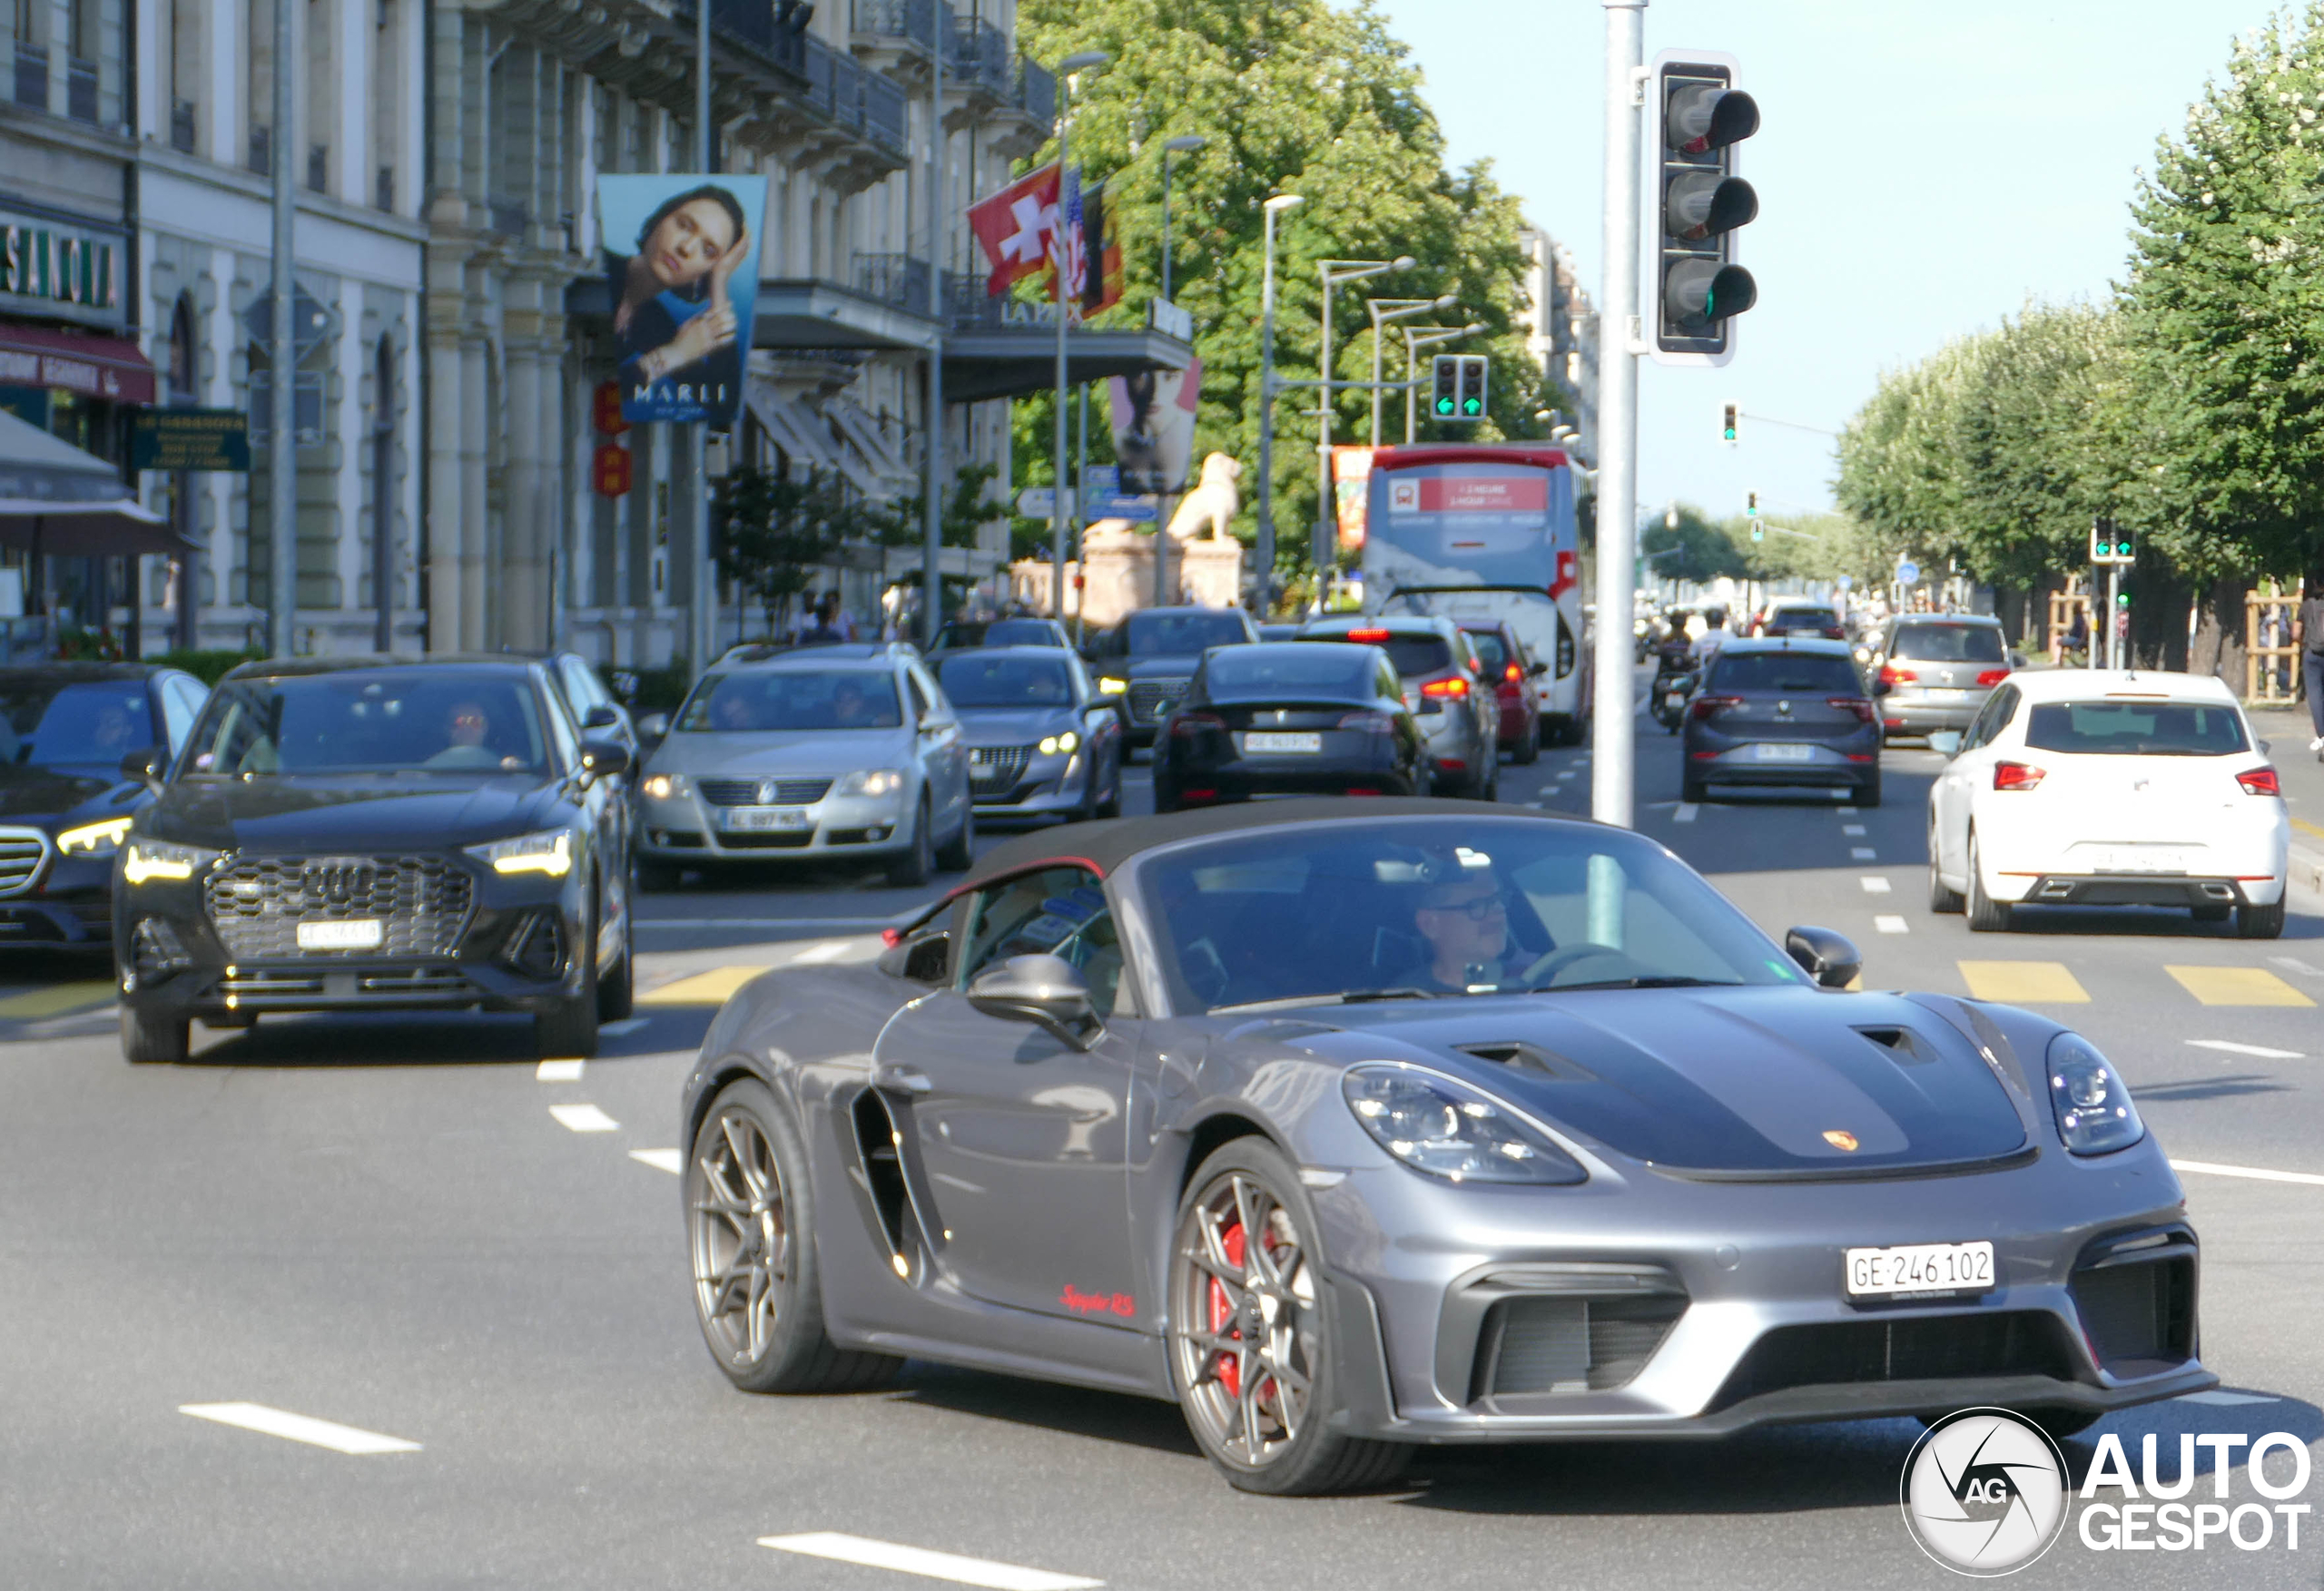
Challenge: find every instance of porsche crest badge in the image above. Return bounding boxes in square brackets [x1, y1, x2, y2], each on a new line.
[1822, 1130, 1861, 1152]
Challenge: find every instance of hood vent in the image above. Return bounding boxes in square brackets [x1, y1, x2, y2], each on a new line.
[1855, 1026, 1935, 1066]
[1458, 1040, 1598, 1082]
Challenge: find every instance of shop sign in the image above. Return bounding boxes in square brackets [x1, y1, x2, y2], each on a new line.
[0, 208, 127, 326]
[132, 409, 252, 473]
[592, 442, 633, 498]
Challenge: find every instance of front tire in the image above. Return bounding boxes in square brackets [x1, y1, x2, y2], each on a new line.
[1857, 772, 1882, 808]
[885, 799, 932, 888]
[1512, 726, 1540, 766]
[1167, 1138, 1411, 1496]
[935, 802, 975, 871]
[1681, 774, 1708, 805]
[2238, 898, 2287, 938]
[121, 1006, 188, 1065]
[687, 1078, 901, 1394]
[537, 903, 602, 1058]
[1928, 823, 1965, 914]
[1966, 835, 2012, 933]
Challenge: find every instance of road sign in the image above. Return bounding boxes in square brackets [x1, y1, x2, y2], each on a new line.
[1896, 559, 1921, 586]
[241, 281, 336, 359]
[1080, 465, 1158, 523]
[131, 408, 251, 472]
[1836, 574, 1853, 591]
[1015, 486, 1075, 518]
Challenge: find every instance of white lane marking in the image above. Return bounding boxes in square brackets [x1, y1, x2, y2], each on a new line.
[2172, 1159, 2324, 1188]
[1554, 771, 1576, 781]
[1842, 824, 1866, 837]
[180, 1402, 420, 1455]
[1837, 804, 1857, 814]
[1850, 847, 1876, 860]
[790, 939, 852, 965]
[2270, 957, 2324, 977]
[599, 1017, 648, 1038]
[630, 1148, 684, 1174]
[1674, 804, 1699, 823]
[1860, 876, 1892, 894]
[2188, 1039, 2304, 1060]
[1875, 916, 1909, 935]
[536, 1058, 585, 1083]
[760, 1533, 1103, 1590]
[550, 1104, 619, 1134]
[1526, 800, 1547, 810]
[2181, 1390, 2281, 1406]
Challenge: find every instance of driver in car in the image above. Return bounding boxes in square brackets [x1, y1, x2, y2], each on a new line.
[1403, 869, 1522, 992]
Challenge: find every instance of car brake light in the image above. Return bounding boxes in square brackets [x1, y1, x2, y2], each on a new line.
[1169, 712, 1224, 738]
[1827, 696, 1876, 724]
[1346, 627, 1390, 643]
[1336, 710, 1393, 732]
[1823, 626, 1846, 640]
[2239, 767, 2281, 796]
[1878, 663, 1916, 686]
[1421, 676, 1470, 699]
[1994, 761, 2045, 791]
[1181, 787, 1216, 801]
[1346, 786, 1384, 796]
[1974, 668, 2010, 687]
[1689, 694, 1742, 721]
[1504, 663, 1523, 683]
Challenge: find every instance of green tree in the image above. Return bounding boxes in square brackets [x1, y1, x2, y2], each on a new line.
[714, 466, 864, 638]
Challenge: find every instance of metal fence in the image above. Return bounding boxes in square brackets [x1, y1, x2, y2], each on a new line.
[850, 0, 939, 51]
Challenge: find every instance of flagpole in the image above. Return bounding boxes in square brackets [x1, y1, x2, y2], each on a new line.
[1050, 54, 1108, 624]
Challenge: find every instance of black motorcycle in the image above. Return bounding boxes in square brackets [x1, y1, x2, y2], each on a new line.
[1649, 662, 1697, 732]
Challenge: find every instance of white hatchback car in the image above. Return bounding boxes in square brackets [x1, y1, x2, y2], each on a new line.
[1926, 669, 2289, 938]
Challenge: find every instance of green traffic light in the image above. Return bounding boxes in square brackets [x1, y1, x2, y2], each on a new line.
[1436, 399, 1453, 415]
[1462, 398, 1482, 416]
[2116, 593, 2131, 608]
[1722, 427, 1736, 441]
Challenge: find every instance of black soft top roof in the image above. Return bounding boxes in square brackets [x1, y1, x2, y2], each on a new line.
[951, 797, 1594, 897]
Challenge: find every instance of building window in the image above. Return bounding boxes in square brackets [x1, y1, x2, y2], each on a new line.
[304, 0, 330, 193]
[370, 0, 398, 211]
[9, 0, 46, 115]
[247, 0, 274, 172]
[168, 0, 200, 152]
[169, 299, 198, 404]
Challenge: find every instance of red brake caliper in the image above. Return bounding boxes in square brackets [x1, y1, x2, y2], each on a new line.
[1208, 1220, 1246, 1398]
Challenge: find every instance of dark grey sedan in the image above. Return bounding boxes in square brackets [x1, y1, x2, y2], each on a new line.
[1681, 638, 1882, 805]
[936, 647, 1125, 823]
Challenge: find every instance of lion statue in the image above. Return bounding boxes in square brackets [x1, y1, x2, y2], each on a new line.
[1166, 452, 1242, 542]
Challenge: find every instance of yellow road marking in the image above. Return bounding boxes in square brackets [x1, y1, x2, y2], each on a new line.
[638, 966, 770, 1006]
[2291, 817, 2324, 843]
[2165, 966, 2315, 1008]
[1957, 961, 2091, 1004]
[0, 981, 116, 1019]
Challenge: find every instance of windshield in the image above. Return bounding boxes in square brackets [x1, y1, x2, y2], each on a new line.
[1464, 631, 1512, 672]
[0, 676, 152, 765]
[1128, 611, 1249, 656]
[184, 671, 548, 776]
[2024, 700, 2247, 756]
[984, 619, 1059, 647]
[678, 670, 902, 732]
[1707, 653, 1864, 694]
[1137, 818, 1801, 1014]
[1203, 647, 1377, 702]
[939, 653, 1074, 708]
[1891, 623, 2006, 663]
[1309, 630, 1452, 679]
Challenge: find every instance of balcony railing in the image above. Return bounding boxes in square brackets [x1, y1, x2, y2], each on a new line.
[850, 0, 937, 53]
[863, 72, 906, 150]
[12, 42, 47, 110]
[945, 15, 1009, 96]
[1015, 55, 1056, 125]
[170, 97, 196, 152]
[64, 55, 94, 123]
[684, 0, 909, 158]
[853, 252, 940, 311]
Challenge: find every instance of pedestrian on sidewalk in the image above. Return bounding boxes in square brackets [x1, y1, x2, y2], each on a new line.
[2299, 575, 2324, 755]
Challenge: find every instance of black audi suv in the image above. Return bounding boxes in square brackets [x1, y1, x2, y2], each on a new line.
[0, 663, 210, 950]
[1084, 605, 1260, 749]
[113, 656, 634, 1064]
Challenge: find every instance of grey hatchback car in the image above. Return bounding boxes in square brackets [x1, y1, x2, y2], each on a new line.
[1682, 637, 1882, 805]
[634, 643, 974, 889]
[1874, 615, 2015, 743]
[1295, 614, 1499, 799]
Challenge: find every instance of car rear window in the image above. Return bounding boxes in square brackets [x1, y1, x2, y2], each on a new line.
[1464, 631, 1512, 671]
[1128, 611, 1250, 655]
[1707, 653, 1864, 694]
[1204, 647, 1376, 702]
[2024, 701, 2247, 756]
[1890, 623, 2006, 663]
[1768, 608, 1837, 630]
[983, 619, 1059, 647]
[1310, 632, 1452, 678]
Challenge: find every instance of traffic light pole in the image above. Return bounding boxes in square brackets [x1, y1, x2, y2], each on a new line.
[1592, 0, 1645, 830]
[2106, 565, 2121, 671]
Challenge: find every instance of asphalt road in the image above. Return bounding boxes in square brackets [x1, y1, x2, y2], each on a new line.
[5, 677, 2324, 1589]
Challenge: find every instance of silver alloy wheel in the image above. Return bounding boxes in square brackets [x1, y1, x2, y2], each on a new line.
[1169, 1170, 1319, 1469]
[689, 1105, 790, 1370]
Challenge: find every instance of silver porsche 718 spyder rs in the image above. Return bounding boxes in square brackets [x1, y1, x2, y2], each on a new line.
[677, 799, 2211, 1495]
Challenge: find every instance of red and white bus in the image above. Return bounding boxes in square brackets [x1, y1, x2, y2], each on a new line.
[1360, 445, 1590, 747]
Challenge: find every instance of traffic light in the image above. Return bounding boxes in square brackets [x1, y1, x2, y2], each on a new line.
[1654, 50, 1758, 367]
[2090, 517, 2135, 565]
[1747, 489, 1762, 542]
[1721, 401, 1739, 445]
[1431, 354, 1488, 423]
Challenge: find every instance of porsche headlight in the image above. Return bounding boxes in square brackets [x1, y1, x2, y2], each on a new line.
[1038, 731, 1079, 756]
[2045, 1032, 2144, 1155]
[122, 839, 218, 885]
[837, 769, 905, 798]
[1098, 676, 1128, 696]
[1343, 1065, 1586, 1184]
[58, 816, 133, 858]
[641, 772, 685, 800]
[465, 827, 576, 878]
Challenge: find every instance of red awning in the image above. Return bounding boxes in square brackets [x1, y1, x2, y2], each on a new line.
[0, 322, 156, 406]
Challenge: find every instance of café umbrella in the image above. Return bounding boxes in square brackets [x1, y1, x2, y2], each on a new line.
[0, 406, 198, 563]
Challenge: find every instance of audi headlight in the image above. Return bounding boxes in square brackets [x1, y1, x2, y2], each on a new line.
[1342, 1065, 1586, 1184]
[641, 772, 685, 800]
[2046, 1032, 2144, 1155]
[465, 827, 576, 878]
[122, 839, 218, 885]
[837, 769, 905, 798]
[58, 816, 133, 858]
[1038, 731, 1079, 756]
[1098, 676, 1128, 696]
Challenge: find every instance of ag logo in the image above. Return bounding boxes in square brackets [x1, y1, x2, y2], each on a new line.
[1900, 1408, 2070, 1576]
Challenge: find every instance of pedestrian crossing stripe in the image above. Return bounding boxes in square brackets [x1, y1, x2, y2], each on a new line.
[2165, 966, 2315, 1008]
[640, 967, 773, 1006]
[1956, 961, 2090, 1004]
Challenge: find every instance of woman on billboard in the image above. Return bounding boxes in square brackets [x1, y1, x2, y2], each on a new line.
[607, 185, 752, 408]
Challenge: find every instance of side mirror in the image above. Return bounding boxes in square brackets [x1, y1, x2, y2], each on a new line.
[2009, 651, 2028, 669]
[1925, 730, 1963, 757]
[966, 953, 1101, 1048]
[879, 928, 951, 984]
[635, 712, 670, 747]
[1527, 660, 1550, 677]
[1871, 677, 1892, 696]
[578, 740, 632, 781]
[120, 747, 165, 786]
[583, 703, 621, 731]
[1785, 926, 1862, 990]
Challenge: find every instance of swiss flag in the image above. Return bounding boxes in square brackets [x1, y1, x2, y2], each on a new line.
[968, 162, 1061, 298]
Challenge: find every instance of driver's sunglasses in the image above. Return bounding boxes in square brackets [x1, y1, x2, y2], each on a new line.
[1431, 893, 1510, 922]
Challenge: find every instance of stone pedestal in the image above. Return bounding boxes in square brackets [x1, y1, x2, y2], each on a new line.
[1009, 521, 1245, 626]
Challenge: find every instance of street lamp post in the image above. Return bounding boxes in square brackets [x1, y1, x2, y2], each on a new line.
[1400, 321, 1486, 444]
[1049, 51, 1110, 627]
[1314, 257, 1411, 600]
[1367, 295, 1456, 446]
[1255, 192, 1303, 614]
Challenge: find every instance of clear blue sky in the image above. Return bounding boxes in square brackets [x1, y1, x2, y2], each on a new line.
[1377, 0, 2285, 525]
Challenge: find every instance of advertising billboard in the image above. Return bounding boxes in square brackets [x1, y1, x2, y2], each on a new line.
[1105, 357, 1200, 496]
[596, 174, 766, 427]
